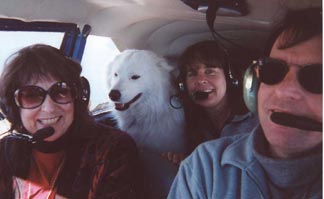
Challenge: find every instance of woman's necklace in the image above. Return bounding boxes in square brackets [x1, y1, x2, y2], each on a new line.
[26, 155, 65, 199]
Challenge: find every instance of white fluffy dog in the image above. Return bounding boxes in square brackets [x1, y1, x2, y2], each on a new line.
[106, 50, 188, 153]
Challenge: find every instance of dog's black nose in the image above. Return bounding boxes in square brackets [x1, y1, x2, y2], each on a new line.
[109, 90, 121, 101]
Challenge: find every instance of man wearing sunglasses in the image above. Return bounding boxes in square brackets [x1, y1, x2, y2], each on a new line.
[168, 8, 322, 199]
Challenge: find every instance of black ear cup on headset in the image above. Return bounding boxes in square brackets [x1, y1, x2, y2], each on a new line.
[243, 61, 259, 113]
[79, 76, 90, 107]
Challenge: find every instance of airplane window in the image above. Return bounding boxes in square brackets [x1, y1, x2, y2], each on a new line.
[0, 31, 63, 74]
[0, 20, 118, 126]
[81, 35, 120, 112]
[0, 25, 119, 114]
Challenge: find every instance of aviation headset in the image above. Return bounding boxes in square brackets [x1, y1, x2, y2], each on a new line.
[177, 42, 239, 95]
[0, 45, 91, 124]
[79, 76, 91, 108]
[242, 7, 324, 114]
[242, 19, 284, 114]
[0, 78, 90, 125]
[242, 60, 259, 113]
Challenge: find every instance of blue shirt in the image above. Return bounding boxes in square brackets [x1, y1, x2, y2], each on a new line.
[168, 126, 322, 199]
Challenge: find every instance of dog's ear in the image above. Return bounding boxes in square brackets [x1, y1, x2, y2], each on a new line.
[163, 55, 180, 78]
[157, 59, 174, 72]
[158, 60, 180, 80]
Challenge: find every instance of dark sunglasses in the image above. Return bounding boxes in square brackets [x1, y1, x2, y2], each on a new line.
[14, 82, 77, 109]
[254, 58, 322, 94]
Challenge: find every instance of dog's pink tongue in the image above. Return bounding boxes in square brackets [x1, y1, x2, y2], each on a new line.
[115, 103, 128, 111]
[115, 103, 123, 109]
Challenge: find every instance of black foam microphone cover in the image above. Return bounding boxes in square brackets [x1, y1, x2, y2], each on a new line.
[32, 127, 55, 143]
[270, 112, 322, 132]
[193, 91, 209, 100]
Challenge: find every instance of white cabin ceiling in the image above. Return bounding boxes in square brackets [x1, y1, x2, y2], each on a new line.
[0, 0, 321, 57]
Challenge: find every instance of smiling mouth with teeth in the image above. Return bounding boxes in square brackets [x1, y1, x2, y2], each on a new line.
[115, 93, 142, 111]
[197, 89, 214, 94]
[38, 116, 60, 125]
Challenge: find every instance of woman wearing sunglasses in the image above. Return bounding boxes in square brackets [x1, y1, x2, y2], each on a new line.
[0, 44, 138, 198]
[163, 41, 259, 165]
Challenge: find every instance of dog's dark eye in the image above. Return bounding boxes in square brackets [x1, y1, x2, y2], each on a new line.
[114, 73, 118, 77]
[131, 75, 140, 80]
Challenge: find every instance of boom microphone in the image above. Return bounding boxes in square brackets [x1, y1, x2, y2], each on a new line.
[192, 91, 210, 100]
[32, 127, 55, 143]
[270, 112, 322, 132]
[6, 127, 55, 144]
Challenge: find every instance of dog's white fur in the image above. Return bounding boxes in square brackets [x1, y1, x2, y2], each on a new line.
[106, 50, 187, 153]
